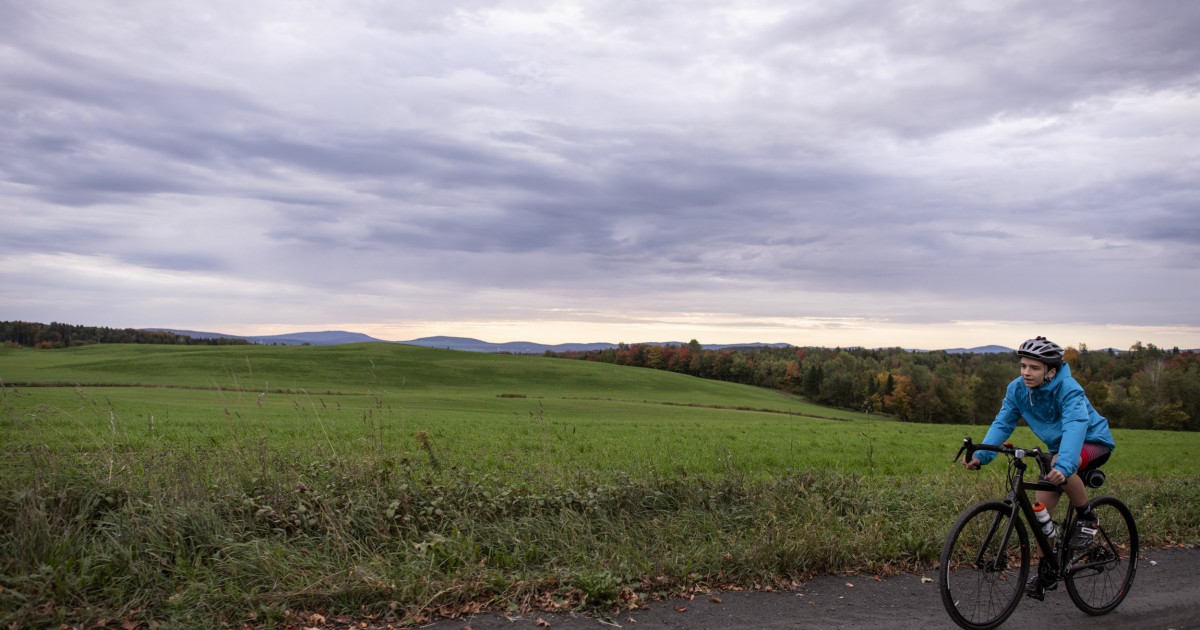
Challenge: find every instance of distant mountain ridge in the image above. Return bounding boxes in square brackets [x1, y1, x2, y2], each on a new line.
[943, 345, 1013, 354]
[145, 329, 389, 346]
[397, 336, 799, 353]
[399, 336, 619, 353]
[146, 328, 1015, 354]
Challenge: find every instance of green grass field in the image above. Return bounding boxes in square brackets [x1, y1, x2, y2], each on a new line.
[0, 342, 897, 477]
[2, 343, 1198, 628]
[4, 343, 1194, 478]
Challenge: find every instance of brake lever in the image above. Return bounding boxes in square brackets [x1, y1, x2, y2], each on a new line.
[953, 437, 972, 463]
[1036, 450, 1056, 477]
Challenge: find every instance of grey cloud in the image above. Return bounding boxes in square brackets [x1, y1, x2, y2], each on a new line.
[0, 222, 121, 255]
[952, 230, 1015, 240]
[248, 123, 897, 265]
[1132, 210, 1200, 252]
[1041, 173, 1200, 247]
[3, 69, 271, 206]
[118, 252, 228, 273]
[755, 1, 1200, 137]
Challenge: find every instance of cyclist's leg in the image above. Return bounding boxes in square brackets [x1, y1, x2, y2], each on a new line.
[1036, 453, 1089, 555]
[1037, 486, 1061, 522]
[1042, 444, 1108, 514]
[1063, 472, 1089, 509]
[1036, 454, 1087, 515]
[1068, 444, 1111, 547]
[1034, 455, 1071, 565]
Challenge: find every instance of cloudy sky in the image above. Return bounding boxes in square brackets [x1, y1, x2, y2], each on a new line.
[3, 1, 1199, 350]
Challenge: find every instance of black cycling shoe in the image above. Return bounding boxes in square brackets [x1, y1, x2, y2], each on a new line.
[1025, 575, 1056, 601]
[1070, 515, 1100, 548]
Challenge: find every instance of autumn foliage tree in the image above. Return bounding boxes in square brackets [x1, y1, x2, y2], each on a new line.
[551, 341, 1200, 431]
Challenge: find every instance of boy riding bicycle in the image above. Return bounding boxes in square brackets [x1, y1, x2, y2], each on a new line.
[960, 336, 1116, 599]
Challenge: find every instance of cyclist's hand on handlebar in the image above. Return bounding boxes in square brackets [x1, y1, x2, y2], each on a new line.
[1045, 469, 1066, 485]
[962, 456, 981, 470]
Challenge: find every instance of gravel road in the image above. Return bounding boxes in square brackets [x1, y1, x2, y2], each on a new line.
[420, 547, 1199, 630]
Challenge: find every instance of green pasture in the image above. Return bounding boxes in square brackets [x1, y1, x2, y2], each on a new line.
[1, 343, 1198, 629]
[0, 342, 863, 476]
[2, 343, 1195, 479]
[0, 341, 837, 405]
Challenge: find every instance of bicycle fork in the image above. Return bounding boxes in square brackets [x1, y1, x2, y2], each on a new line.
[974, 507, 1020, 573]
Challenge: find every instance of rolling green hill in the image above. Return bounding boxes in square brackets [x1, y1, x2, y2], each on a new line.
[0, 341, 835, 408]
[1, 342, 875, 478]
[2, 343, 1196, 478]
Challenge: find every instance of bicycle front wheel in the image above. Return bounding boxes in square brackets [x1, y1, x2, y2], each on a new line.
[1064, 496, 1138, 615]
[939, 500, 1030, 630]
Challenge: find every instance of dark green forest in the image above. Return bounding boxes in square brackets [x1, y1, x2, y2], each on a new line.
[1, 321, 250, 348]
[549, 341, 1200, 431]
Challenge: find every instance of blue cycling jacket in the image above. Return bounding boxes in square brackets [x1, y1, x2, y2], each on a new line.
[975, 362, 1115, 477]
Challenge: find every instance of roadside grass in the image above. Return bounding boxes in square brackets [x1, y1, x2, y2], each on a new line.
[1, 344, 1198, 628]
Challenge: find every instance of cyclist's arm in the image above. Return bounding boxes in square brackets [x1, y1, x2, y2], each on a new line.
[976, 388, 1020, 467]
[1052, 388, 1090, 477]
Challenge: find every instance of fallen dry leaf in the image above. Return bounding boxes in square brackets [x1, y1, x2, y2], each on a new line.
[674, 606, 688, 613]
[844, 582, 855, 588]
[536, 618, 551, 628]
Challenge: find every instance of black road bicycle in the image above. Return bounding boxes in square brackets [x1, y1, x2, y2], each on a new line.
[939, 437, 1138, 629]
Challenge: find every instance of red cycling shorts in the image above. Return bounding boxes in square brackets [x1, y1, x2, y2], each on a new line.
[1078, 443, 1111, 471]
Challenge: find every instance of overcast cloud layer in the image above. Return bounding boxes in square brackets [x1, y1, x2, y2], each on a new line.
[3, 0, 1199, 349]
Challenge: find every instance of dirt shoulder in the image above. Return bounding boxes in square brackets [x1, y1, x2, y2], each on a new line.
[419, 547, 1199, 630]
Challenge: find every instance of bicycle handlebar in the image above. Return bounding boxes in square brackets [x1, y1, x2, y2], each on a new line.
[954, 436, 1054, 470]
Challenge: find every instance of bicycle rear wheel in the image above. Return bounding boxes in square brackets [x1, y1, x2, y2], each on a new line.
[1064, 496, 1138, 615]
[939, 500, 1030, 630]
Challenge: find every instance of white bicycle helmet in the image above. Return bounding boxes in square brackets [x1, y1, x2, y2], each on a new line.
[1017, 336, 1064, 368]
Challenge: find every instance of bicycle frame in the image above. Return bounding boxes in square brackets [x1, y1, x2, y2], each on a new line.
[1007, 449, 1063, 578]
[964, 440, 1105, 584]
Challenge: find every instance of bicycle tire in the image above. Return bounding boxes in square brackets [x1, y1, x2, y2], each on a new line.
[1064, 496, 1138, 615]
[939, 500, 1030, 630]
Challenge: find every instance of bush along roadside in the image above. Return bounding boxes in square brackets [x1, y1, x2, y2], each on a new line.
[2, 446, 1197, 629]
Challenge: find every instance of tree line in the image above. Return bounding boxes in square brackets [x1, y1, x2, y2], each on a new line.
[547, 340, 1200, 431]
[1, 321, 250, 348]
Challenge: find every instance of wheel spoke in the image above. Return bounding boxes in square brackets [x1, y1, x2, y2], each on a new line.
[1064, 497, 1138, 615]
[940, 502, 1028, 629]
